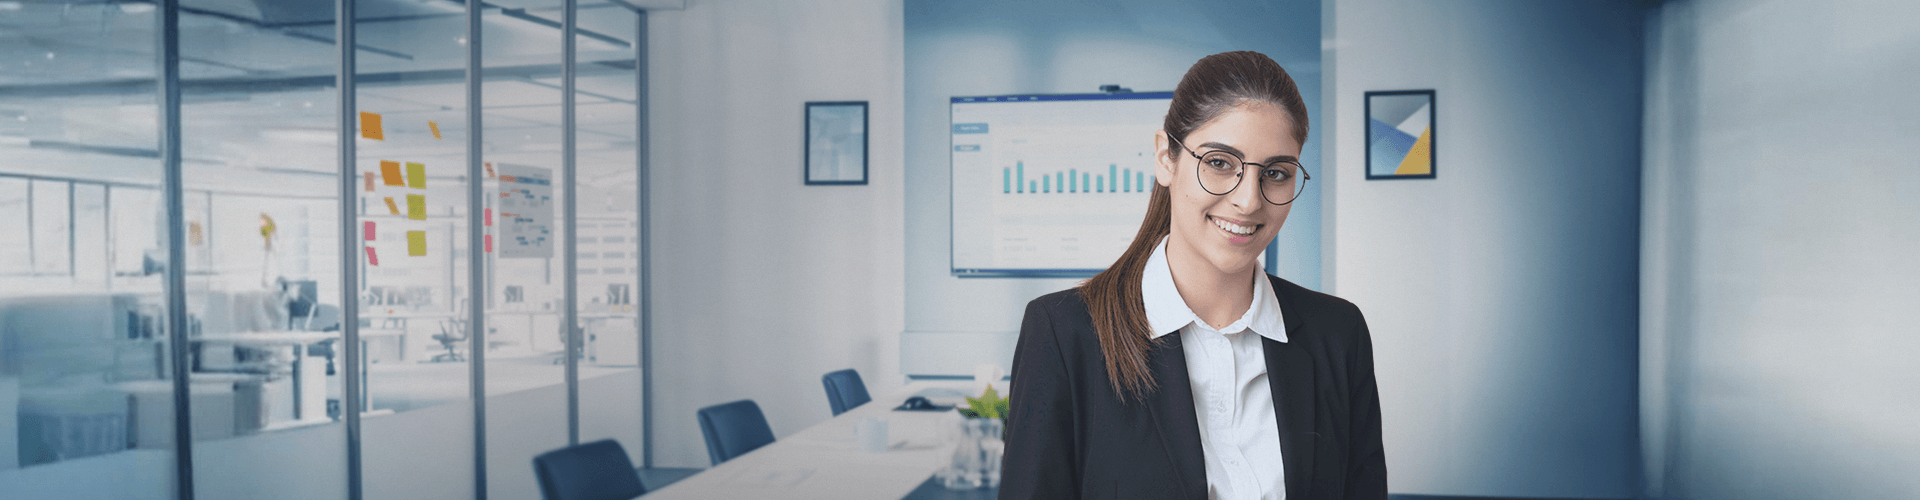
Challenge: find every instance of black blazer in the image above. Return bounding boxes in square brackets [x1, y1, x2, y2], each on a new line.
[1000, 274, 1386, 500]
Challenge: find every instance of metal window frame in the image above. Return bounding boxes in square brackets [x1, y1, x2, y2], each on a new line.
[138, 0, 655, 496]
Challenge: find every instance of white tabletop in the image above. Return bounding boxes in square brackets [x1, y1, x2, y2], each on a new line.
[643, 383, 977, 500]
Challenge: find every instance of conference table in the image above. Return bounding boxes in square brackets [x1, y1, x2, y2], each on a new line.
[643, 383, 1000, 500]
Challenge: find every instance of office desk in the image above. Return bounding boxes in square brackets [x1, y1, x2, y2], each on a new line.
[195, 330, 405, 426]
[643, 384, 999, 500]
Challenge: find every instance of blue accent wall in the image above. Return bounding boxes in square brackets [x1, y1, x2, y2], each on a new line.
[903, 0, 1322, 374]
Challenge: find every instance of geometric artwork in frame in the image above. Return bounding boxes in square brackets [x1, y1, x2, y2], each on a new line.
[1364, 90, 1435, 179]
[805, 101, 869, 185]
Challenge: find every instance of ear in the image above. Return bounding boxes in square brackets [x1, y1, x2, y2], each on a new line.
[1153, 130, 1176, 187]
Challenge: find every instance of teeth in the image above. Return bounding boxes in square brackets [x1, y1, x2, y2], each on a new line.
[1212, 217, 1254, 236]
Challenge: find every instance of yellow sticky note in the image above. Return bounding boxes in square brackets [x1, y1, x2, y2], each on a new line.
[380, 160, 404, 186]
[406, 194, 426, 220]
[406, 162, 426, 189]
[384, 197, 400, 215]
[360, 111, 384, 140]
[406, 231, 427, 256]
[429, 121, 441, 139]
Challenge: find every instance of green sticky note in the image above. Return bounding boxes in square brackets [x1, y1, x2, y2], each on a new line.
[406, 230, 427, 256]
[406, 162, 426, 189]
[406, 194, 426, 220]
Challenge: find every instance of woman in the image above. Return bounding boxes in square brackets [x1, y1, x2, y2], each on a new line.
[1000, 51, 1386, 500]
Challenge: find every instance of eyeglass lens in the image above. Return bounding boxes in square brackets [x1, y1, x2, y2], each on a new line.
[1194, 151, 1305, 205]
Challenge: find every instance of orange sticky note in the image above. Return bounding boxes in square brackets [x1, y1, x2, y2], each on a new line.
[384, 197, 400, 215]
[360, 111, 384, 140]
[429, 121, 441, 139]
[406, 162, 426, 189]
[406, 194, 427, 220]
[380, 160, 404, 186]
[406, 231, 427, 256]
[484, 162, 495, 178]
[365, 246, 379, 266]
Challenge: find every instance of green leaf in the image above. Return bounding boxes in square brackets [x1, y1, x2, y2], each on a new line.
[967, 385, 1009, 419]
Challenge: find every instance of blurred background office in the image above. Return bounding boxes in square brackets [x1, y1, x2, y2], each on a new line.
[0, 0, 1914, 499]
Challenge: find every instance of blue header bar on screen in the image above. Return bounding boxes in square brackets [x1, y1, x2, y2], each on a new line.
[951, 92, 1174, 103]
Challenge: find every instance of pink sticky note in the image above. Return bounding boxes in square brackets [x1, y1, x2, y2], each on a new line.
[484, 234, 493, 253]
[484, 208, 492, 226]
[364, 246, 379, 266]
[363, 221, 376, 241]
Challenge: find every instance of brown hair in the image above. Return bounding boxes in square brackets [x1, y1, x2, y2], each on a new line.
[1076, 51, 1309, 402]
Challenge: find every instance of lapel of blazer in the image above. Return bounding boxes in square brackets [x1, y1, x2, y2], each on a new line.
[1144, 335, 1208, 499]
[1265, 275, 1317, 500]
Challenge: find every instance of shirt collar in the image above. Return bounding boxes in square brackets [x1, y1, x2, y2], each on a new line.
[1140, 238, 1288, 343]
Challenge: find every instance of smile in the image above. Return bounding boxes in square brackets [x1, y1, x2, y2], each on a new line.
[1209, 216, 1259, 236]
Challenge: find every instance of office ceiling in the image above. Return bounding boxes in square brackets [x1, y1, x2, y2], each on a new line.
[0, 0, 643, 195]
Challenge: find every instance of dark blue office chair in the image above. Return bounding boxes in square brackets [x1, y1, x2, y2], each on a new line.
[696, 400, 776, 466]
[822, 369, 872, 416]
[532, 439, 645, 500]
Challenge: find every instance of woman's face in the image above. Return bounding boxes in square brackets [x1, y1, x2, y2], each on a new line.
[1154, 102, 1302, 277]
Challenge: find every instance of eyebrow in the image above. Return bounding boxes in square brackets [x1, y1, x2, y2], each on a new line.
[1196, 141, 1299, 164]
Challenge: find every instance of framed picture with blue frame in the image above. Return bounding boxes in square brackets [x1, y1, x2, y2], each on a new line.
[1365, 90, 1435, 180]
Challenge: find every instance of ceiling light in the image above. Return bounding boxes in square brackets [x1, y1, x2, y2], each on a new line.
[45, 52, 55, 60]
[120, 3, 154, 14]
[457, 37, 468, 45]
[0, 2, 21, 11]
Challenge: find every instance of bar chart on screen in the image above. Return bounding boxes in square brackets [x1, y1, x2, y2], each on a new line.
[950, 93, 1171, 275]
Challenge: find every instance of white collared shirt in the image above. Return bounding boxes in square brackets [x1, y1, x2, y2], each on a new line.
[1142, 238, 1287, 500]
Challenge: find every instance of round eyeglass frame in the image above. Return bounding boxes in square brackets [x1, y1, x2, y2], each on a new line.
[1167, 134, 1311, 206]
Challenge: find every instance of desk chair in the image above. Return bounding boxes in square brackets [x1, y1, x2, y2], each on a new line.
[431, 318, 467, 362]
[532, 439, 645, 500]
[696, 400, 775, 466]
[822, 369, 871, 416]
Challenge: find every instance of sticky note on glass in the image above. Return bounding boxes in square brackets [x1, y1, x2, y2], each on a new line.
[380, 160, 404, 186]
[406, 231, 427, 256]
[365, 246, 379, 266]
[406, 162, 426, 189]
[484, 208, 492, 226]
[429, 121, 441, 139]
[383, 197, 400, 215]
[406, 194, 427, 220]
[360, 111, 384, 140]
[363, 221, 376, 241]
[363, 172, 376, 192]
[485, 234, 493, 253]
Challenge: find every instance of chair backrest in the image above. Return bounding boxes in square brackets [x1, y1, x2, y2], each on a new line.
[532, 439, 645, 500]
[821, 369, 871, 416]
[696, 399, 775, 466]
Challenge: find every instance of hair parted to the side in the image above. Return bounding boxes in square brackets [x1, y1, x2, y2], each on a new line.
[1077, 51, 1309, 402]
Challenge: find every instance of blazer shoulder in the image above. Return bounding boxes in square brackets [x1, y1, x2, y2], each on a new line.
[1267, 274, 1366, 326]
[1026, 287, 1091, 320]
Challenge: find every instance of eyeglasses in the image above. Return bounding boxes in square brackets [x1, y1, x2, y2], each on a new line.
[1167, 135, 1310, 206]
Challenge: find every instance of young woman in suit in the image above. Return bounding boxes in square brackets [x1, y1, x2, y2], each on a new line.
[1000, 51, 1386, 500]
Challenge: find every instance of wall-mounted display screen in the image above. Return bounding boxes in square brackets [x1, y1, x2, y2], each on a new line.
[949, 92, 1172, 276]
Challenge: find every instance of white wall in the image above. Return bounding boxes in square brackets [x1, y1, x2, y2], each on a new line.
[1641, 1, 1920, 498]
[1324, 0, 1644, 496]
[645, 0, 907, 468]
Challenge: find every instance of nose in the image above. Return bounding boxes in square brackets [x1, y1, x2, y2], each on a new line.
[1225, 168, 1262, 211]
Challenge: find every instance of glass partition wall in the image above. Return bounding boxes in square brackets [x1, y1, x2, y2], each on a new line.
[0, 0, 649, 498]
